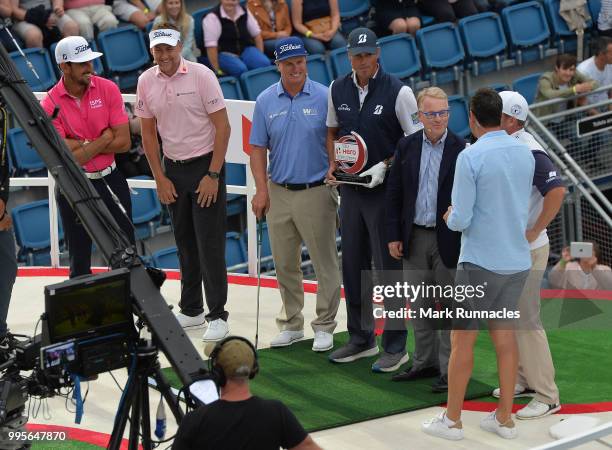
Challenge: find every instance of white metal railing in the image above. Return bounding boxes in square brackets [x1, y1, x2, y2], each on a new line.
[529, 421, 612, 450]
[10, 94, 259, 275]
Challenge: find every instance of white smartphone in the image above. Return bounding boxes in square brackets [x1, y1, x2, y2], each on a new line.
[570, 242, 593, 259]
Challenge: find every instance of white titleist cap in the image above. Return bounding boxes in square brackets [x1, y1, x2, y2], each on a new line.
[149, 28, 181, 48]
[55, 36, 103, 64]
[499, 90, 529, 121]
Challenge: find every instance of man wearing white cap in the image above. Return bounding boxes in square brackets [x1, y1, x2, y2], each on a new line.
[136, 23, 232, 342]
[41, 35, 134, 278]
[498, 90, 565, 420]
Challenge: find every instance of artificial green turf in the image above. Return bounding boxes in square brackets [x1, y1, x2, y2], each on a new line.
[162, 297, 612, 430]
[162, 332, 493, 432]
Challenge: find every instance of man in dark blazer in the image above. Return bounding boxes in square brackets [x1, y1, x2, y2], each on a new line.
[386, 87, 466, 392]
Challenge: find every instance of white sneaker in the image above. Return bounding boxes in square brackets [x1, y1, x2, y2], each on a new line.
[516, 399, 561, 420]
[480, 410, 518, 439]
[270, 330, 304, 347]
[202, 319, 229, 342]
[421, 411, 464, 441]
[175, 312, 206, 329]
[492, 383, 535, 399]
[312, 331, 333, 352]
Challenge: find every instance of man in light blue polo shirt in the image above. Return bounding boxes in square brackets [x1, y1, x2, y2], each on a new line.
[422, 88, 534, 442]
[249, 37, 341, 353]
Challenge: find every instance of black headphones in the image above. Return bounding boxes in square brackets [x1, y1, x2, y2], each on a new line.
[208, 336, 259, 387]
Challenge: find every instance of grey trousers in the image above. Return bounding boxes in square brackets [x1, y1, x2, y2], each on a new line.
[402, 227, 452, 376]
[0, 229, 17, 337]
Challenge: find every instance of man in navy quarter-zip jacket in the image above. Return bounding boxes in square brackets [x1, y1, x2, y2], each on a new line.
[325, 27, 423, 373]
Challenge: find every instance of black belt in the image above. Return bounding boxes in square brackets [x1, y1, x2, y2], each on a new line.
[275, 179, 325, 191]
[413, 224, 436, 231]
[166, 153, 210, 165]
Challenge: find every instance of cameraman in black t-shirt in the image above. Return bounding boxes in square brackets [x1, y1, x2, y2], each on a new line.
[173, 336, 321, 450]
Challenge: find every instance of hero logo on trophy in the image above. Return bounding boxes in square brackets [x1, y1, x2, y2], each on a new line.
[333, 131, 372, 185]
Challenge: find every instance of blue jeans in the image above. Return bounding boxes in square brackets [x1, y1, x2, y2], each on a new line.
[218, 46, 271, 77]
[299, 31, 347, 55]
[0, 229, 17, 337]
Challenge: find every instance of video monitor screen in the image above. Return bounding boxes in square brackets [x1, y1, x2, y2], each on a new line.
[44, 268, 134, 343]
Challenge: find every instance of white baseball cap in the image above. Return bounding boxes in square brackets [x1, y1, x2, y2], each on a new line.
[499, 90, 529, 121]
[149, 28, 181, 48]
[55, 36, 103, 64]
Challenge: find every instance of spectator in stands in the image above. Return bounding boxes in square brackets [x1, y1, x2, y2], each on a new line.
[598, 0, 612, 37]
[549, 242, 612, 290]
[247, 0, 292, 58]
[203, 0, 271, 78]
[290, 0, 345, 55]
[1, 0, 22, 52]
[534, 54, 597, 117]
[173, 336, 321, 450]
[62, 0, 118, 41]
[112, 0, 160, 33]
[152, 0, 195, 61]
[12, 0, 79, 48]
[418, 0, 484, 23]
[374, 0, 420, 36]
[577, 37, 612, 114]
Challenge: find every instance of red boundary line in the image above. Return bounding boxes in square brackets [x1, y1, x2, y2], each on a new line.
[460, 401, 612, 414]
[16, 267, 612, 300]
[25, 423, 139, 449]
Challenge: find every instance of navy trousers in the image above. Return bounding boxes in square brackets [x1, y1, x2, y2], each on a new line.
[339, 184, 406, 354]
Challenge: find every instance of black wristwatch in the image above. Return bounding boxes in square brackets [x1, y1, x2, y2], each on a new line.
[207, 170, 220, 180]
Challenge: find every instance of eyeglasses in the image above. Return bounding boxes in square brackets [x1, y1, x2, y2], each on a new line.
[420, 110, 450, 119]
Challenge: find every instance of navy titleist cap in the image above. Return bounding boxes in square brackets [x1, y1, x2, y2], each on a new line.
[274, 37, 308, 62]
[347, 27, 378, 55]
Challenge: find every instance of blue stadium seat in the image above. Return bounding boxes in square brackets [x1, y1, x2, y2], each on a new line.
[219, 76, 245, 100]
[240, 65, 281, 100]
[7, 128, 46, 176]
[226, 162, 246, 217]
[192, 6, 214, 52]
[97, 26, 150, 90]
[11, 199, 63, 266]
[9, 48, 57, 92]
[226, 231, 247, 272]
[512, 72, 542, 104]
[339, 0, 370, 18]
[329, 47, 351, 78]
[152, 246, 179, 269]
[501, 1, 551, 64]
[416, 22, 465, 86]
[448, 95, 471, 138]
[421, 16, 435, 27]
[129, 175, 161, 241]
[459, 12, 510, 77]
[545, 0, 592, 54]
[306, 54, 333, 86]
[378, 33, 421, 86]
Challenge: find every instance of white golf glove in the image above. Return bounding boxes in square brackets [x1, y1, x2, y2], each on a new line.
[359, 161, 387, 188]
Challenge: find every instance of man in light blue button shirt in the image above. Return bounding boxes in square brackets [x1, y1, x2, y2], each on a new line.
[422, 89, 534, 442]
[249, 37, 341, 353]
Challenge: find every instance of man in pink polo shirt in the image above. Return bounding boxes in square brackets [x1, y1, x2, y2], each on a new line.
[136, 24, 232, 342]
[41, 35, 134, 278]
